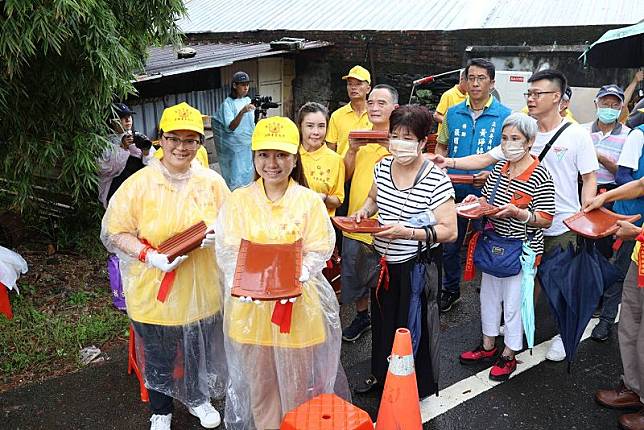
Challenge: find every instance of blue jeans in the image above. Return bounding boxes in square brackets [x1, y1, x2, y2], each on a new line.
[442, 212, 470, 295]
[598, 240, 635, 324]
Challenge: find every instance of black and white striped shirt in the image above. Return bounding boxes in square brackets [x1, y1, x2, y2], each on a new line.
[374, 157, 455, 263]
[481, 159, 556, 256]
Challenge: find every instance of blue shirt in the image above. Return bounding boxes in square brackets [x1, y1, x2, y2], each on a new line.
[614, 125, 644, 226]
[444, 96, 511, 197]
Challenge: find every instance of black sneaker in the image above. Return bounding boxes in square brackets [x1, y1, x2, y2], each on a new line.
[591, 320, 612, 342]
[440, 291, 461, 313]
[354, 375, 381, 394]
[342, 313, 371, 342]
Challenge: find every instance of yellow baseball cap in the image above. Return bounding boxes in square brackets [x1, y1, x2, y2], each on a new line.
[342, 65, 371, 84]
[251, 117, 300, 154]
[159, 102, 204, 135]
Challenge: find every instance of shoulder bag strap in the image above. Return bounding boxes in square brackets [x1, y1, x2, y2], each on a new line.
[538, 121, 571, 162]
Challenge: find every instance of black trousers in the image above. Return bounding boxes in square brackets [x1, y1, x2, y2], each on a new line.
[370, 259, 438, 398]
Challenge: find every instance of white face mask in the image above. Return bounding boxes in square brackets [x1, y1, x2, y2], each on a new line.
[501, 140, 527, 162]
[389, 139, 420, 165]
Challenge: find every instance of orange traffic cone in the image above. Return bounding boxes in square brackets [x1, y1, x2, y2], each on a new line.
[375, 328, 422, 430]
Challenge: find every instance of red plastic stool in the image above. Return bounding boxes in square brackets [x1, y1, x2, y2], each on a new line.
[127, 325, 149, 402]
[280, 394, 373, 430]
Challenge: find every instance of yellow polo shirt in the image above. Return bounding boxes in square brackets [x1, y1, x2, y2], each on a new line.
[154, 145, 209, 168]
[300, 144, 345, 216]
[436, 85, 467, 136]
[327, 103, 371, 157]
[344, 143, 390, 244]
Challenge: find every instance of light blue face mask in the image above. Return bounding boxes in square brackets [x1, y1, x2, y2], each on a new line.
[597, 107, 620, 124]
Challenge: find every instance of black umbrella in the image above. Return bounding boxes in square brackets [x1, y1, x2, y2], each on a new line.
[579, 21, 644, 68]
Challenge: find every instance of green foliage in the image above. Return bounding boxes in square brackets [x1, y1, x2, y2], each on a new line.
[0, 284, 129, 376]
[0, 0, 186, 215]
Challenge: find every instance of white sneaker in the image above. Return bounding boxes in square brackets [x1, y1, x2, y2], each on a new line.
[150, 413, 172, 430]
[546, 334, 566, 362]
[188, 402, 221, 428]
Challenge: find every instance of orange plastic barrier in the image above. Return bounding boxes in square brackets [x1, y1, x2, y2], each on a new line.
[375, 328, 422, 430]
[280, 393, 373, 430]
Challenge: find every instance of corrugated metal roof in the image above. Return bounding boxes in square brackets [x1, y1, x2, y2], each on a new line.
[178, 0, 643, 33]
[136, 41, 331, 81]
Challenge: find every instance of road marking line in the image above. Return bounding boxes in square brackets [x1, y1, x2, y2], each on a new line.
[420, 316, 607, 422]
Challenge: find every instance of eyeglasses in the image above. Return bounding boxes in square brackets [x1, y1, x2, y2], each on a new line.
[597, 102, 622, 110]
[162, 135, 201, 149]
[523, 91, 557, 99]
[467, 75, 489, 83]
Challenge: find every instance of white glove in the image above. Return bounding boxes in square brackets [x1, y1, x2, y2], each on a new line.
[200, 227, 216, 249]
[146, 251, 188, 272]
[299, 266, 310, 283]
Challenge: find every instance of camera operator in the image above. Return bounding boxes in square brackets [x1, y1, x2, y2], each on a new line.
[97, 103, 154, 208]
[213, 71, 256, 190]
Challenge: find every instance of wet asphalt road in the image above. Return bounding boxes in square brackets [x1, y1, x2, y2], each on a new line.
[0, 273, 628, 429]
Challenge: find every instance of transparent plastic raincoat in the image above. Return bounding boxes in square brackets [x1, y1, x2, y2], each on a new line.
[101, 158, 229, 407]
[215, 178, 349, 429]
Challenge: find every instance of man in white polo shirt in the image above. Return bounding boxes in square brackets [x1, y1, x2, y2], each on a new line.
[432, 69, 599, 362]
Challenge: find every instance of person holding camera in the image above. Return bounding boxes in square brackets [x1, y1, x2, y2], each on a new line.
[213, 71, 256, 190]
[98, 102, 154, 208]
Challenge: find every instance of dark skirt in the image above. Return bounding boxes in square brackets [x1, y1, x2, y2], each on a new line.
[370, 258, 438, 398]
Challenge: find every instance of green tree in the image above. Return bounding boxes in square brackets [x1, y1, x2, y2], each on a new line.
[0, 0, 185, 215]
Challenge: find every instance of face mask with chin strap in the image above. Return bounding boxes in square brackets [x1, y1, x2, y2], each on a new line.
[389, 139, 421, 165]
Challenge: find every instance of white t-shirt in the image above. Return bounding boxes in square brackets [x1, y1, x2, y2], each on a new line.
[490, 120, 599, 236]
[617, 128, 644, 170]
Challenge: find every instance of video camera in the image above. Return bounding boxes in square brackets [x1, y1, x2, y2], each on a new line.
[123, 130, 152, 151]
[251, 95, 279, 123]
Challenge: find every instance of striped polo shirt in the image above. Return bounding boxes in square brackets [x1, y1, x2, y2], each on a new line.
[374, 157, 455, 263]
[582, 121, 631, 185]
[482, 158, 556, 257]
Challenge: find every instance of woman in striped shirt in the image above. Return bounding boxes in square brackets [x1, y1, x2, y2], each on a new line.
[459, 113, 555, 381]
[353, 105, 457, 398]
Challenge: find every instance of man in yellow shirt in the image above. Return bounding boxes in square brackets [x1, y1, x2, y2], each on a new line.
[326, 65, 372, 156]
[341, 84, 398, 346]
[586, 177, 644, 430]
[433, 70, 467, 137]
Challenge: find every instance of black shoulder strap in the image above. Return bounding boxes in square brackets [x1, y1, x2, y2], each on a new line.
[538, 121, 571, 162]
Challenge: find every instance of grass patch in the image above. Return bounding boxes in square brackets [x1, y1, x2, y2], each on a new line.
[0, 248, 128, 389]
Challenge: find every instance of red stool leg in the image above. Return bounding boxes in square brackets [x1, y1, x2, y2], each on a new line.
[128, 325, 149, 402]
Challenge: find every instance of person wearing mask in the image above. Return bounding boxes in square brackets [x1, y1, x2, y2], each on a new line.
[215, 116, 349, 429]
[430, 69, 598, 362]
[101, 102, 229, 430]
[582, 85, 630, 194]
[340, 85, 398, 344]
[326, 65, 372, 156]
[587, 175, 644, 430]
[213, 71, 256, 190]
[297, 102, 345, 216]
[353, 104, 457, 396]
[435, 58, 512, 313]
[458, 113, 555, 381]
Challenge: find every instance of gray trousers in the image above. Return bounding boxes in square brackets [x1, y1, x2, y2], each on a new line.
[619, 262, 644, 403]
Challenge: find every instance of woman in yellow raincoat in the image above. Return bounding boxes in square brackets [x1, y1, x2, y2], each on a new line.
[215, 116, 349, 429]
[101, 102, 229, 430]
